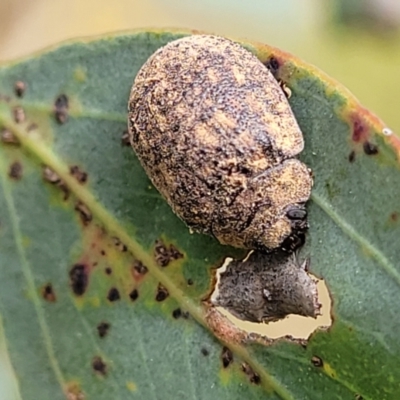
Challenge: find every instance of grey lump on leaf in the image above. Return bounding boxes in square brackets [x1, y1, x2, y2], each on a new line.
[211, 250, 320, 323]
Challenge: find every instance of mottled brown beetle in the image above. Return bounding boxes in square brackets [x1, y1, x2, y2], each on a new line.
[128, 35, 312, 252]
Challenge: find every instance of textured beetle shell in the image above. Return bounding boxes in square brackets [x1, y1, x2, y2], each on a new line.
[128, 35, 312, 251]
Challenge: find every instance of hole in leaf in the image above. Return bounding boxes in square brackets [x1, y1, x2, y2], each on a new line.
[211, 252, 332, 340]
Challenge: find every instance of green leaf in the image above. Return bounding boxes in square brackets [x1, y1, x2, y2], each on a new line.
[0, 30, 399, 400]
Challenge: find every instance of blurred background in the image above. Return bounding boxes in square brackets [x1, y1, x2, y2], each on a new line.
[1, 0, 400, 398]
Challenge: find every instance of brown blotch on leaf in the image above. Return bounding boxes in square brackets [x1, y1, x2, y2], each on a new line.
[241, 362, 261, 384]
[65, 382, 85, 400]
[112, 237, 127, 252]
[363, 141, 378, 155]
[105, 267, 112, 275]
[70, 165, 88, 184]
[1, 129, 19, 145]
[154, 239, 183, 267]
[97, 322, 110, 338]
[133, 260, 148, 276]
[69, 264, 88, 296]
[352, 119, 367, 142]
[311, 355, 323, 367]
[13, 107, 26, 123]
[14, 81, 26, 98]
[121, 130, 131, 146]
[187, 278, 194, 286]
[129, 288, 139, 301]
[348, 150, 356, 163]
[92, 356, 107, 376]
[42, 166, 70, 200]
[264, 56, 280, 75]
[42, 283, 56, 302]
[75, 202, 92, 226]
[8, 161, 22, 180]
[221, 346, 233, 368]
[390, 212, 398, 222]
[43, 166, 61, 184]
[107, 287, 120, 302]
[54, 94, 69, 124]
[155, 283, 169, 302]
[201, 347, 209, 356]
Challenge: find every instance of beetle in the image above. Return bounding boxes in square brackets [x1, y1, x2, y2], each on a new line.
[128, 35, 312, 252]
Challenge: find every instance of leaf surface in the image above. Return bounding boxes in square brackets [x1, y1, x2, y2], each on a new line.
[0, 30, 399, 400]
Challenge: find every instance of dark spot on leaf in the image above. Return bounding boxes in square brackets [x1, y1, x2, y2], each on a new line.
[187, 278, 194, 286]
[107, 287, 120, 302]
[355, 395, 364, 400]
[42, 166, 61, 184]
[42, 283, 56, 302]
[112, 237, 127, 252]
[129, 288, 139, 301]
[221, 347, 233, 368]
[311, 355, 323, 367]
[1, 129, 19, 145]
[154, 239, 183, 267]
[54, 94, 69, 124]
[42, 166, 70, 200]
[264, 56, 280, 74]
[155, 283, 169, 302]
[105, 267, 112, 275]
[70, 165, 88, 184]
[241, 362, 261, 384]
[97, 322, 110, 338]
[348, 150, 356, 163]
[201, 347, 209, 356]
[363, 141, 378, 155]
[92, 356, 107, 376]
[121, 130, 130, 146]
[69, 264, 88, 296]
[133, 260, 148, 276]
[13, 107, 25, 123]
[14, 81, 26, 98]
[352, 119, 366, 142]
[390, 212, 398, 222]
[100, 250, 106, 256]
[75, 202, 92, 226]
[8, 161, 22, 180]
[172, 308, 182, 319]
